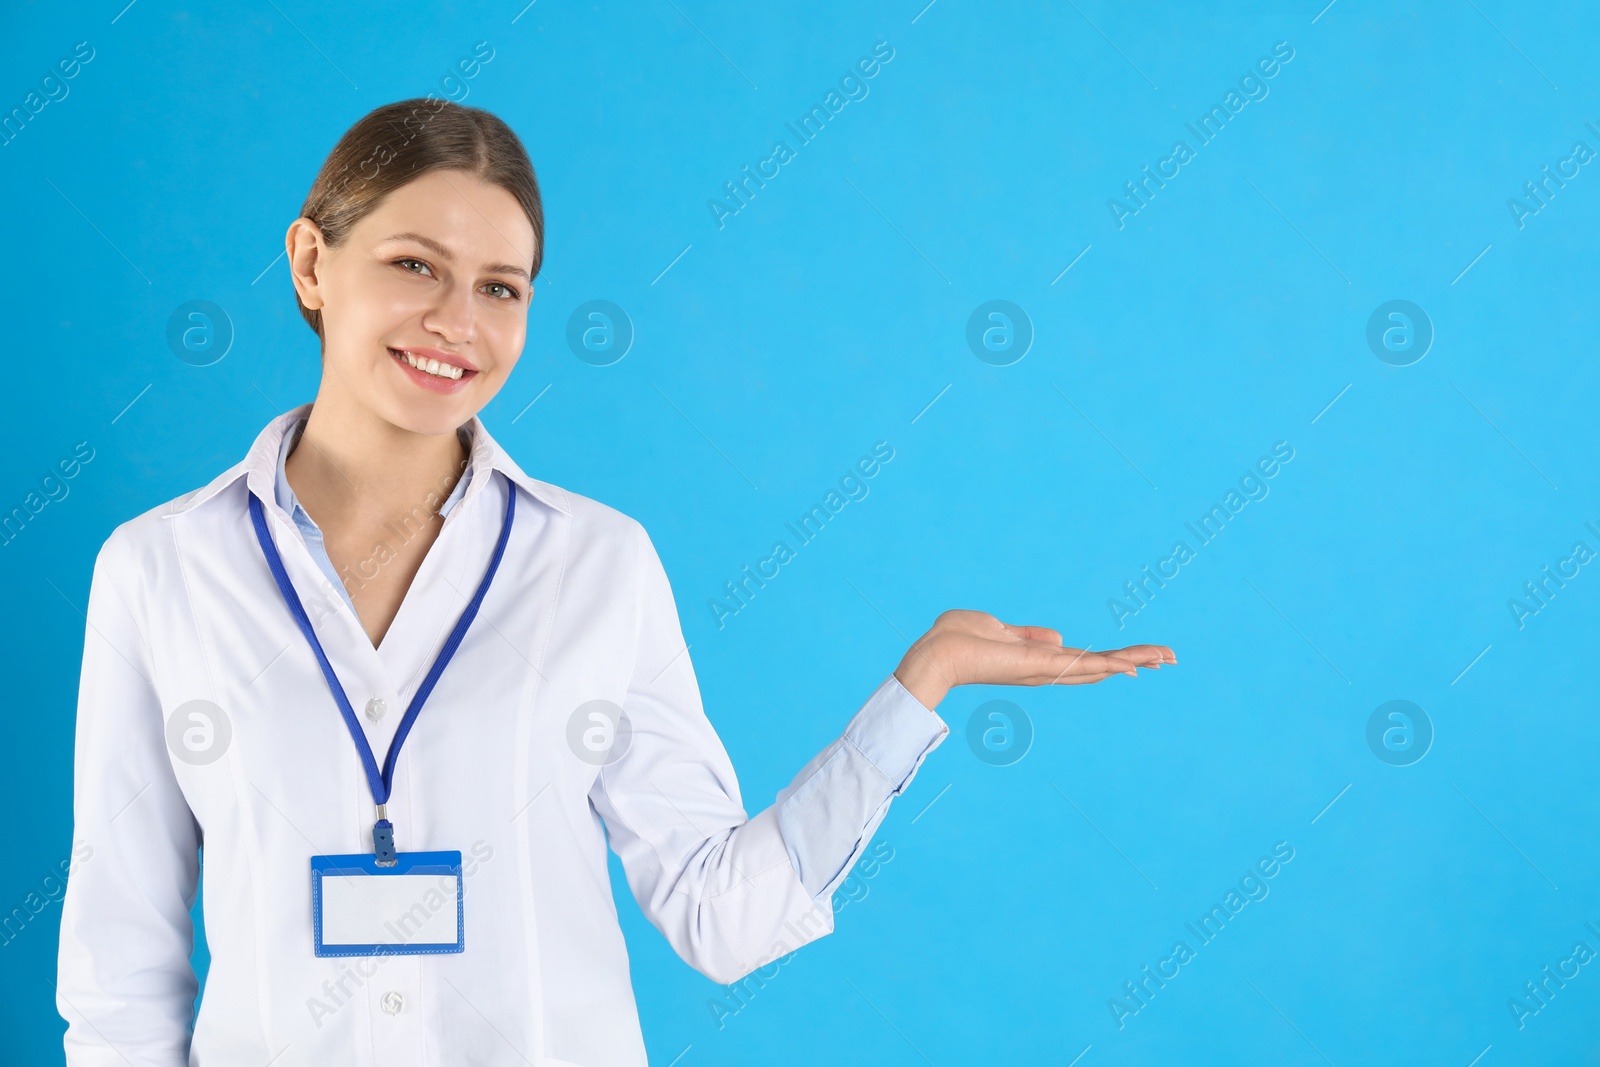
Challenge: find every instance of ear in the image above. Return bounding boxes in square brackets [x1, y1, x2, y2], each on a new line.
[286, 217, 329, 312]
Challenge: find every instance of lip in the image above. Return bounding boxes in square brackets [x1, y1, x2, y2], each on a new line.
[388, 346, 479, 395]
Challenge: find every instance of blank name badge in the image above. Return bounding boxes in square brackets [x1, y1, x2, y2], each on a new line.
[311, 851, 465, 957]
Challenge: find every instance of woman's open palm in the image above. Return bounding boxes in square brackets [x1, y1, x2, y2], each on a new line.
[894, 609, 1176, 710]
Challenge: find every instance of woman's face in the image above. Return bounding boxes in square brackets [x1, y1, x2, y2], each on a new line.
[287, 168, 537, 435]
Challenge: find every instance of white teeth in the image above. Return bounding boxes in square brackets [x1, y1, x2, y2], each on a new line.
[396, 350, 465, 380]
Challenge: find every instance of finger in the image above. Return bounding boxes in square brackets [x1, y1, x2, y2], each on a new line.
[1040, 651, 1167, 685]
[1082, 651, 1143, 673]
[1057, 669, 1122, 685]
[1097, 652, 1147, 679]
[936, 609, 1004, 637]
[1039, 646, 1097, 686]
[1051, 648, 1141, 680]
[1113, 643, 1177, 665]
[1010, 625, 1064, 646]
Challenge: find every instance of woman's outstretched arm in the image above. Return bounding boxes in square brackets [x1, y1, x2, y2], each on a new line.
[590, 522, 1172, 984]
[773, 611, 1173, 904]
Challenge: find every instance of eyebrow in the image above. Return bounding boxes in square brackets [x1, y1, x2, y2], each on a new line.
[382, 231, 531, 282]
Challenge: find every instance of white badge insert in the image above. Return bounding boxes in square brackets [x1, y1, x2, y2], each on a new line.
[311, 850, 464, 957]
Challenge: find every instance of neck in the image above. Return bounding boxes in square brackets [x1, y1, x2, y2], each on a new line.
[284, 391, 469, 536]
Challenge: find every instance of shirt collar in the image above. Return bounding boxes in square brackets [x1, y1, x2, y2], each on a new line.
[163, 401, 572, 520]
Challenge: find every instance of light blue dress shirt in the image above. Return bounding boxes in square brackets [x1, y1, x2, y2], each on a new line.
[273, 416, 947, 905]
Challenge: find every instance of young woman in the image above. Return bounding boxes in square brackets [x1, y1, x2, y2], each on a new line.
[56, 99, 1173, 1066]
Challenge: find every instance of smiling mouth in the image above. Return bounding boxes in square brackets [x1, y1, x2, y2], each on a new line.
[388, 347, 477, 381]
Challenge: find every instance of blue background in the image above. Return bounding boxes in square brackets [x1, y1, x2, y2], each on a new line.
[2, 0, 1596, 1063]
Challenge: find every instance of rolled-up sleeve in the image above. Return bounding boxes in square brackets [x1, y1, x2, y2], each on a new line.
[57, 527, 201, 1066]
[588, 521, 947, 985]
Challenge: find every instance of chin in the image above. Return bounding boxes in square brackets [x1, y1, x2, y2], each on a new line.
[385, 397, 480, 436]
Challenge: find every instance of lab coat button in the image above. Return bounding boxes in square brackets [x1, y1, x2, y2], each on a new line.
[365, 697, 387, 722]
[381, 990, 403, 1015]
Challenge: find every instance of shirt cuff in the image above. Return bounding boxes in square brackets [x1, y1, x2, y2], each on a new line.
[841, 673, 950, 797]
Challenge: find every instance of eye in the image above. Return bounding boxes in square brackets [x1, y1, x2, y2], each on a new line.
[481, 281, 520, 301]
[396, 257, 434, 277]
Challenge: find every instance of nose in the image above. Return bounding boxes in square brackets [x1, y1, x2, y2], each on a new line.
[420, 278, 477, 347]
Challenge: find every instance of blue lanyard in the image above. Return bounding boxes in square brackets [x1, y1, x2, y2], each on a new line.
[246, 478, 515, 864]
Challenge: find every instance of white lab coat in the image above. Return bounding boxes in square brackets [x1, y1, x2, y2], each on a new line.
[55, 403, 947, 1066]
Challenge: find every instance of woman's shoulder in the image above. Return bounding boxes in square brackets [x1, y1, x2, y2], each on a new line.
[517, 475, 650, 550]
[94, 453, 256, 563]
[84, 448, 264, 594]
[508, 475, 688, 594]
[80, 501, 186, 618]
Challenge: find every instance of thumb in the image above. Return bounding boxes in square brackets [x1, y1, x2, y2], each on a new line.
[1009, 625, 1063, 645]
